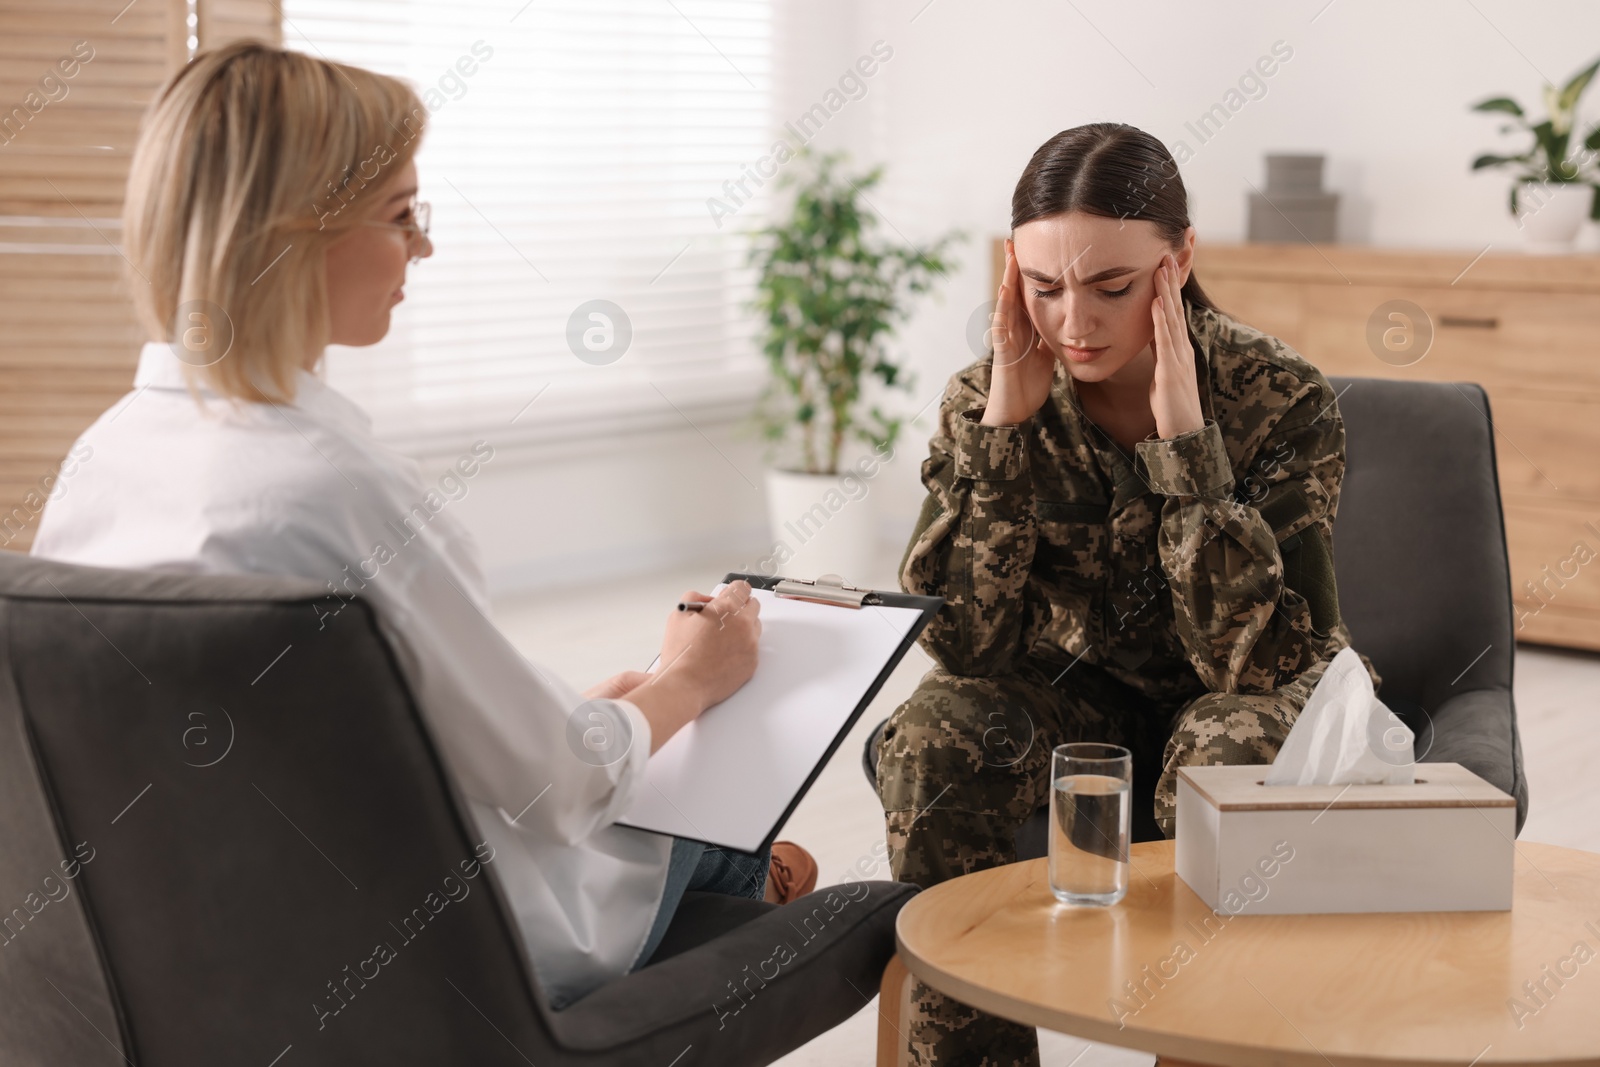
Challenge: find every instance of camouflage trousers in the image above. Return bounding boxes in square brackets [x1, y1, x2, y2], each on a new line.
[873, 652, 1329, 1067]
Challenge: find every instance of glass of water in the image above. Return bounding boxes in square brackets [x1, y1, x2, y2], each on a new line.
[1049, 742, 1132, 906]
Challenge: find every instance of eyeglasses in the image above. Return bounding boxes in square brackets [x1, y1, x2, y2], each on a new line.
[364, 199, 431, 262]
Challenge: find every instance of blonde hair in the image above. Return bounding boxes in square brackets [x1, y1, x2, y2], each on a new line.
[122, 39, 426, 404]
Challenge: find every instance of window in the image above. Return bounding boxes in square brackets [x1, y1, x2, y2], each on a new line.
[281, 0, 775, 454]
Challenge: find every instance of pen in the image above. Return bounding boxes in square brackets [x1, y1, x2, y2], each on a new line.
[676, 601, 707, 612]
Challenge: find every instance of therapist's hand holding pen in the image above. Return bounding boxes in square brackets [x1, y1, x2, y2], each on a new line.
[583, 580, 762, 756]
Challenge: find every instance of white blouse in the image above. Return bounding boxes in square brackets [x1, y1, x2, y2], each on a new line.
[31, 341, 673, 1007]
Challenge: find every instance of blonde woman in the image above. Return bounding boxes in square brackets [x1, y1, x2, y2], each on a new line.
[30, 40, 816, 1011]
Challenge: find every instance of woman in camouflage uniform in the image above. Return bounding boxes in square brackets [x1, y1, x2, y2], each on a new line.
[873, 123, 1379, 1065]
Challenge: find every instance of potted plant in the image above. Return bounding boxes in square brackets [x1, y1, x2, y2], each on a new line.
[745, 149, 961, 583]
[1470, 55, 1600, 253]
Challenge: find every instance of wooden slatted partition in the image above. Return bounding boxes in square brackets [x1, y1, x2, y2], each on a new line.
[0, 0, 280, 551]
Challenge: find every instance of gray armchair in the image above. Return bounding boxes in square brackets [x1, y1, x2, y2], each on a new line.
[0, 551, 913, 1065]
[864, 377, 1530, 853]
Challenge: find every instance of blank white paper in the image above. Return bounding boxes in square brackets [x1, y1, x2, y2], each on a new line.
[616, 584, 924, 853]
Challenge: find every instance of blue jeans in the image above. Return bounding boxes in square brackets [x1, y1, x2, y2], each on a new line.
[632, 837, 771, 970]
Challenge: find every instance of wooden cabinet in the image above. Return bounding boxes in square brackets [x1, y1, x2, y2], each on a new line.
[1195, 242, 1600, 651]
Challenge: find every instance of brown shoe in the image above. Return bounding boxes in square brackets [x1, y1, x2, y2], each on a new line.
[764, 841, 818, 904]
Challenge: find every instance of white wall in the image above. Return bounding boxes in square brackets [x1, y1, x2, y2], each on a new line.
[465, 0, 1600, 597]
[432, 427, 771, 594]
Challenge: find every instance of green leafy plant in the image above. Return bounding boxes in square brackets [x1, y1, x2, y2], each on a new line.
[1470, 55, 1600, 219]
[747, 149, 962, 476]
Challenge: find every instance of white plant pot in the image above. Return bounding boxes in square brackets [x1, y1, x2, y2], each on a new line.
[762, 467, 879, 585]
[1517, 181, 1593, 254]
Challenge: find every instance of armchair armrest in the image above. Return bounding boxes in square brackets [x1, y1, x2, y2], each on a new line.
[1419, 686, 1528, 835]
[547, 880, 917, 1064]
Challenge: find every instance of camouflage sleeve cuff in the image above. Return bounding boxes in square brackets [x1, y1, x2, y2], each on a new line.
[1136, 419, 1235, 498]
[952, 407, 1029, 482]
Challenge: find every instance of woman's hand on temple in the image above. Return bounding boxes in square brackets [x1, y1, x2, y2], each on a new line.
[982, 240, 1057, 426]
[1148, 251, 1206, 440]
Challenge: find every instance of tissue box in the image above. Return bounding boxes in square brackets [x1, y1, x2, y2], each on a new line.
[1174, 762, 1515, 914]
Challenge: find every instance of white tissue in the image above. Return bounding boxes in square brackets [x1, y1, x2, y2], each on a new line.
[1263, 646, 1416, 786]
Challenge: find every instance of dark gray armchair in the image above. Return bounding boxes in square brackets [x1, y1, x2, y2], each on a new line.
[0, 551, 913, 1065]
[865, 377, 1530, 854]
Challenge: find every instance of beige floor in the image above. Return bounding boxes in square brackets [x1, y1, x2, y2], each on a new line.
[493, 549, 1599, 1067]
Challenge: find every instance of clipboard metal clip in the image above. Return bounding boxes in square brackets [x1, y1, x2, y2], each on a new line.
[774, 573, 881, 609]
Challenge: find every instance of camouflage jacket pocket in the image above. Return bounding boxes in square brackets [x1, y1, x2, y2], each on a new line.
[1035, 500, 1111, 588]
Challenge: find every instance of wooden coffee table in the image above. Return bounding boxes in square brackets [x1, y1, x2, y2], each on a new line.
[875, 839, 1600, 1067]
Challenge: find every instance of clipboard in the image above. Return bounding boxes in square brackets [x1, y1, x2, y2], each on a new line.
[615, 572, 943, 855]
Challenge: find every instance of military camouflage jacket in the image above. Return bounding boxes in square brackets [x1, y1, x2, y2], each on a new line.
[899, 299, 1373, 705]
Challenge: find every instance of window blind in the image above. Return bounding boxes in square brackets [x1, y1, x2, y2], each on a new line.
[280, 0, 775, 454]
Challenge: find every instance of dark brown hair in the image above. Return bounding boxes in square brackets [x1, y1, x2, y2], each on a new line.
[1010, 123, 1219, 312]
